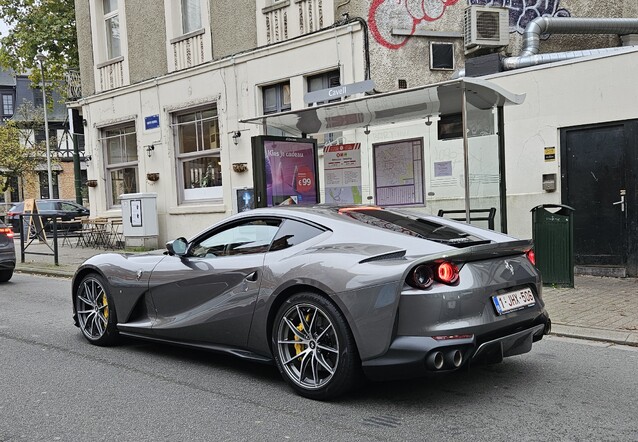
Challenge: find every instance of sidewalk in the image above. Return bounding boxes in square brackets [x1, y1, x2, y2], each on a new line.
[13, 238, 638, 347]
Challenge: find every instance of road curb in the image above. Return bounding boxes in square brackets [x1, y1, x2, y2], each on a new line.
[551, 323, 638, 347]
[16, 266, 76, 278]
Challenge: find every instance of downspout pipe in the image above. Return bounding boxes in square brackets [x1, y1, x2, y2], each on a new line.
[503, 17, 638, 70]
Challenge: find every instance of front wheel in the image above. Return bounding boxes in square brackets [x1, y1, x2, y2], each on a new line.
[75, 273, 119, 346]
[272, 292, 360, 400]
[0, 269, 13, 282]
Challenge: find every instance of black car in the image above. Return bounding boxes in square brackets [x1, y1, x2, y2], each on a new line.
[0, 221, 16, 282]
[7, 200, 90, 233]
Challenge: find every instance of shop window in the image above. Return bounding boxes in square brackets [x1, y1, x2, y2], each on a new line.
[430, 42, 454, 70]
[373, 138, 424, 206]
[103, 0, 121, 59]
[39, 172, 60, 199]
[102, 123, 138, 207]
[263, 82, 291, 114]
[174, 106, 222, 202]
[181, 0, 202, 34]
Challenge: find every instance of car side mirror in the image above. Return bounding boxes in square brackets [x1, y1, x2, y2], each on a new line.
[166, 237, 188, 256]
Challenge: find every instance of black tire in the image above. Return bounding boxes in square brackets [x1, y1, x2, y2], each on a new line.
[272, 292, 360, 400]
[74, 273, 119, 346]
[0, 269, 13, 282]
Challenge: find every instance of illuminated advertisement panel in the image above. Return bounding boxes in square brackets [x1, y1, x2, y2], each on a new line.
[251, 136, 319, 207]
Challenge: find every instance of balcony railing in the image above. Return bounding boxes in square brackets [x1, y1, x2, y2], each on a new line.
[171, 30, 205, 71]
[97, 57, 124, 92]
[261, 0, 328, 44]
[65, 69, 82, 101]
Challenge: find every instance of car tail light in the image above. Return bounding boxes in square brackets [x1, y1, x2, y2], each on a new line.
[436, 262, 459, 284]
[407, 261, 460, 289]
[0, 227, 13, 239]
[526, 249, 536, 266]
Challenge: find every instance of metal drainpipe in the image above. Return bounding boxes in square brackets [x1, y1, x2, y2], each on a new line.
[502, 17, 638, 70]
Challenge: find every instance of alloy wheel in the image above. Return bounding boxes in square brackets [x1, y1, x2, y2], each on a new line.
[276, 303, 340, 390]
[76, 277, 110, 340]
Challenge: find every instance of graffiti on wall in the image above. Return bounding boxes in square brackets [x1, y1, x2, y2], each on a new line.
[368, 0, 462, 49]
[468, 1, 571, 34]
[368, 0, 572, 49]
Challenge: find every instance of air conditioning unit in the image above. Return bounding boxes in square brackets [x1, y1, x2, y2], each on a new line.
[464, 6, 509, 50]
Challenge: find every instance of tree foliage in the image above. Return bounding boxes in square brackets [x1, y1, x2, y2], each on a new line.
[0, 0, 78, 93]
[0, 102, 54, 193]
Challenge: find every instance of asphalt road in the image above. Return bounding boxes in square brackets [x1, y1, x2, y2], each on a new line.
[1, 273, 637, 441]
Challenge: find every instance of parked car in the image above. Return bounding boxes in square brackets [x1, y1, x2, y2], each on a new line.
[7, 200, 89, 233]
[0, 221, 16, 282]
[71, 205, 551, 400]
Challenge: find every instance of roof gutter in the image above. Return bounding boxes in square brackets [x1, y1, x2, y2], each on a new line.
[502, 17, 638, 70]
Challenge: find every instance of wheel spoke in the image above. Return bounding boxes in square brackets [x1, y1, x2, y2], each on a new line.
[78, 294, 94, 308]
[298, 351, 311, 383]
[311, 354, 319, 386]
[77, 309, 94, 314]
[296, 305, 310, 332]
[307, 308, 318, 335]
[93, 314, 104, 336]
[316, 323, 333, 341]
[278, 339, 302, 345]
[316, 352, 335, 375]
[317, 344, 338, 354]
[283, 317, 307, 340]
[282, 348, 309, 366]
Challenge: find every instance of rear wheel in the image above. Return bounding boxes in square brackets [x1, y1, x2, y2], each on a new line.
[75, 273, 119, 346]
[272, 292, 359, 400]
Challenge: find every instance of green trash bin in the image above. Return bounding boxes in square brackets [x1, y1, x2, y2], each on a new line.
[531, 204, 575, 288]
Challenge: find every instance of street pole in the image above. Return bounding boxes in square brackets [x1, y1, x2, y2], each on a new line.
[36, 53, 54, 200]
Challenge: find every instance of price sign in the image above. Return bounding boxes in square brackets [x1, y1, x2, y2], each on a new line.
[296, 166, 314, 193]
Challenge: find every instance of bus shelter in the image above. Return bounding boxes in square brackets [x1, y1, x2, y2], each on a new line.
[242, 77, 524, 233]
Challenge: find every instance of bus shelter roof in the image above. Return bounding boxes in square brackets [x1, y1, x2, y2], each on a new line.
[240, 77, 525, 136]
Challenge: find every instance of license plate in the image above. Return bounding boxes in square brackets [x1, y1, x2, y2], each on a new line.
[492, 287, 535, 315]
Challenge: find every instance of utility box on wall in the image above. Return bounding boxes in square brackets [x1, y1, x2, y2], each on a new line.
[120, 192, 159, 249]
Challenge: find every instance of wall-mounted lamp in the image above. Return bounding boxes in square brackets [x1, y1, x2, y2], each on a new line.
[425, 115, 432, 126]
[84, 155, 92, 162]
[363, 125, 370, 135]
[232, 131, 241, 145]
[82, 118, 88, 126]
[145, 144, 155, 157]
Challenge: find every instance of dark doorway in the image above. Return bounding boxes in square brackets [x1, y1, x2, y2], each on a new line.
[560, 120, 638, 275]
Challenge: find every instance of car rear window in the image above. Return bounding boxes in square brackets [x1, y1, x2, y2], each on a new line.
[339, 208, 490, 247]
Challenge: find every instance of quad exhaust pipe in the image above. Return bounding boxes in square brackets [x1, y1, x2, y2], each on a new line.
[426, 349, 464, 370]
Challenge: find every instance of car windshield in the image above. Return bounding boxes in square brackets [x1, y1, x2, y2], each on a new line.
[339, 208, 490, 247]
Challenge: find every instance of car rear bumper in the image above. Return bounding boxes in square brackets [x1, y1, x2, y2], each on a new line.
[361, 312, 550, 381]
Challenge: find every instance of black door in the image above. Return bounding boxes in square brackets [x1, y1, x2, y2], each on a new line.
[561, 121, 638, 274]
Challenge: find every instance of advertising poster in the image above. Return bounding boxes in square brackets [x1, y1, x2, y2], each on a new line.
[324, 143, 362, 204]
[252, 136, 319, 207]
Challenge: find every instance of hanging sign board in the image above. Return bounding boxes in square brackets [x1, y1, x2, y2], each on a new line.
[304, 79, 375, 104]
[324, 143, 362, 204]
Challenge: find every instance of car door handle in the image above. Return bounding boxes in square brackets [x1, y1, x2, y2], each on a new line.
[245, 271, 258, 282]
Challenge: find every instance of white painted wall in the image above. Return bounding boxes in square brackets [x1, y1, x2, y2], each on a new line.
[81, 24, 366, 243]
[489, 47, 638, 239]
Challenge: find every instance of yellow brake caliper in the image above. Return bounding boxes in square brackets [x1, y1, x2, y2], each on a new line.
[294, 314, 311, 355]
[102, 293, 109, 321]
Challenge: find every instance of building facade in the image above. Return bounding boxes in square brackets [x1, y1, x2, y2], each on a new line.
[71, 1, 638, 274]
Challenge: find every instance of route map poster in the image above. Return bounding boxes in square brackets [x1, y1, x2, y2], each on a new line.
[373, 139, 424, 206]
[324, 143, 362, 204]
[251, 136, 319, 207]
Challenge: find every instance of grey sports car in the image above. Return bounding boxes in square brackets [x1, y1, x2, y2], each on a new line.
[71, 205, 550, 399]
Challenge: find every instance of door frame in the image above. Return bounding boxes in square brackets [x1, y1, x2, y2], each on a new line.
[559, 119, 638, 276]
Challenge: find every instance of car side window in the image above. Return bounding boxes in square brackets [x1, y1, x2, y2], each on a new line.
[61, 203, 77, 211]
[269, 219, 325, 252]
[190, 219, 281, 258]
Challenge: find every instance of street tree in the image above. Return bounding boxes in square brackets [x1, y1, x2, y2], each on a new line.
[0, 102, 55, 193]
[0, 0, 78, 95]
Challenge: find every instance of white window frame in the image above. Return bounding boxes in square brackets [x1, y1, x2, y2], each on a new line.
[172, 106, 223, 204]
[103, 0, 121, 59]
[101, 123, 139, 208]
[429, 42, 455, 71]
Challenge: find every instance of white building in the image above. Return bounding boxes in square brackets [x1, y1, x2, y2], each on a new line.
[70, 1, 638, 275]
